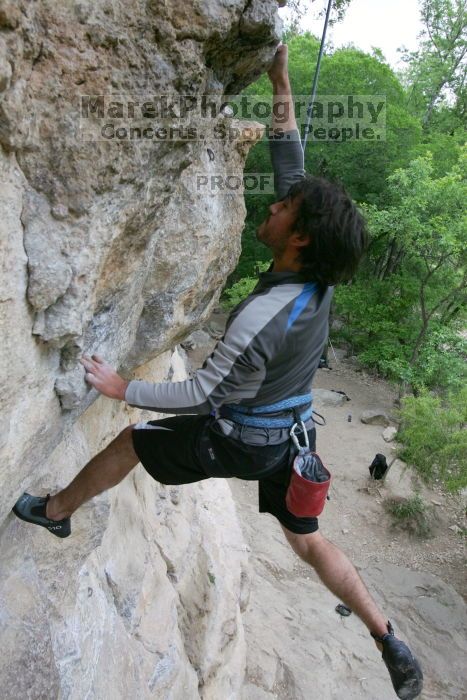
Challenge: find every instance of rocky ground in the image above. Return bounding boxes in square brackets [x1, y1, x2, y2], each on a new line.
[185, 313, 467, 700]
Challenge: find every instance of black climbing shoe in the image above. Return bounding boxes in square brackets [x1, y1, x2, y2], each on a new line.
[12, 493, 71, 538]
[372, 621, 423, 699]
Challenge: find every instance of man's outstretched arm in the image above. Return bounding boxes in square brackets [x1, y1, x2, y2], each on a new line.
[79, 278, 292, 412]
[268, 43, 297, 133]
[267, 44, 305, 200]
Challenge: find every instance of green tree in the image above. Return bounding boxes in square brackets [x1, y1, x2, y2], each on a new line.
[301, 44, 422, 203]
[284, 0, 353, 33]
[335, 148, 467, 392]
[401, 0, 467, 127]
[408, 129, 464, 177]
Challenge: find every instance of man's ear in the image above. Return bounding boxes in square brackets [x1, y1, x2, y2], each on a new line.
[289, 231, 310, 248]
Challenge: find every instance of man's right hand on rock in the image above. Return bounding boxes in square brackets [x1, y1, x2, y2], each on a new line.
[267, 43, 289, 86]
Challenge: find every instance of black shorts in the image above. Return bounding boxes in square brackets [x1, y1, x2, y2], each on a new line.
[131, 415, 319, 535]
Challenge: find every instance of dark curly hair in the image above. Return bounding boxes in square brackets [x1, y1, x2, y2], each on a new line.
[287, 175, 368, 286]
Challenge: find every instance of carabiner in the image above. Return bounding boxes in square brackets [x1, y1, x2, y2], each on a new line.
[289, 420, 309, 450]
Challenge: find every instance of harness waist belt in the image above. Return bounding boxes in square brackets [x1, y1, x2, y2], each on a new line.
[220, 394, 312, 428]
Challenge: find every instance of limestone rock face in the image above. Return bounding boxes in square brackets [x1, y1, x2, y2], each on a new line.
[1, 351, 250, 699]
[1, 0, 280, 411]
[0, 0, 281, 505]
[0, 0, 282, 696]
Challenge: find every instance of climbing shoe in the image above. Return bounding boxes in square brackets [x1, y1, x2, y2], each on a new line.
[12, 493, 71, 538]
[372, 621, 423, 699]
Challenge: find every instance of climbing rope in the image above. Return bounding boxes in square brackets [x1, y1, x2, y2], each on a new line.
[301, 0, 333, 151]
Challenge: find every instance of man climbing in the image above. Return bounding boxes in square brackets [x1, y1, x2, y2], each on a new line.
[13, 45, 423, 700]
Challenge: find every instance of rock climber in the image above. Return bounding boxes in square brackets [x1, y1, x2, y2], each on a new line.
[13, 44, 423, 700]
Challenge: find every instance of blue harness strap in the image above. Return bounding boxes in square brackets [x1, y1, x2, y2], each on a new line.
[220, 394, 313, 428]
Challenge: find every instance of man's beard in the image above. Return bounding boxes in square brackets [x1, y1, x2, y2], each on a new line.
[259, 229, 288, 257]
[256, 215, 270, 241]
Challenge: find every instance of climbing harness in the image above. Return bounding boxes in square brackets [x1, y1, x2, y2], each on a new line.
[220, 394, 314, 428]
[301, 0, 333, 151]
[220, 399, 331, 516]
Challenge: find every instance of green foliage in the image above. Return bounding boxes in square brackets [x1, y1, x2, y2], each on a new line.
[333, 149, 467, 392]
[234, 219, 272, 281]
[399, 0, 467, 127]
[301, 44, 422, 204]
[396, 387, 467, 491]
[221, 261, 271, 310]
[408, 130, 465, 178]
[384, 495, 433, 538]
[334, 281, 466, 391]
[243, 34, 422, 203]
[284, 0, 352, 32]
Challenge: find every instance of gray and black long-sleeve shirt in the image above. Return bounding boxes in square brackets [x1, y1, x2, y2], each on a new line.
[126, 130, 334, 432]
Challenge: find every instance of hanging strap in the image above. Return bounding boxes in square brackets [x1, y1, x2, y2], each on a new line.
[311, 409, 326, 426]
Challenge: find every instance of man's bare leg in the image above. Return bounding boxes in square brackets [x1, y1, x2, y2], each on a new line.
[281, 526, 388, 639]
[46, 424, 139, 521]
[282, 525, 424, 697]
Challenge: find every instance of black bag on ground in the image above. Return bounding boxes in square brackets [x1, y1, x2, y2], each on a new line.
[369, 453, 388, 480]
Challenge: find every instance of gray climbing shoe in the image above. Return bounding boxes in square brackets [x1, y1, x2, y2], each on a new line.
[372, 621, 423, 699]
[12, 493, 71, 538]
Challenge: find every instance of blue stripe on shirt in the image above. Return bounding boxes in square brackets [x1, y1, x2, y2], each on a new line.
[286, 282, 318, 331]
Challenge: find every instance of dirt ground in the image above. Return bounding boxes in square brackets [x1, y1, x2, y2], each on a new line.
[185, 314, 466, 699]
[306, 350, 466, 602]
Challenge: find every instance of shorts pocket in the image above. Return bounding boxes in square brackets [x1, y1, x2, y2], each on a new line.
[208, 422, 291, 479]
